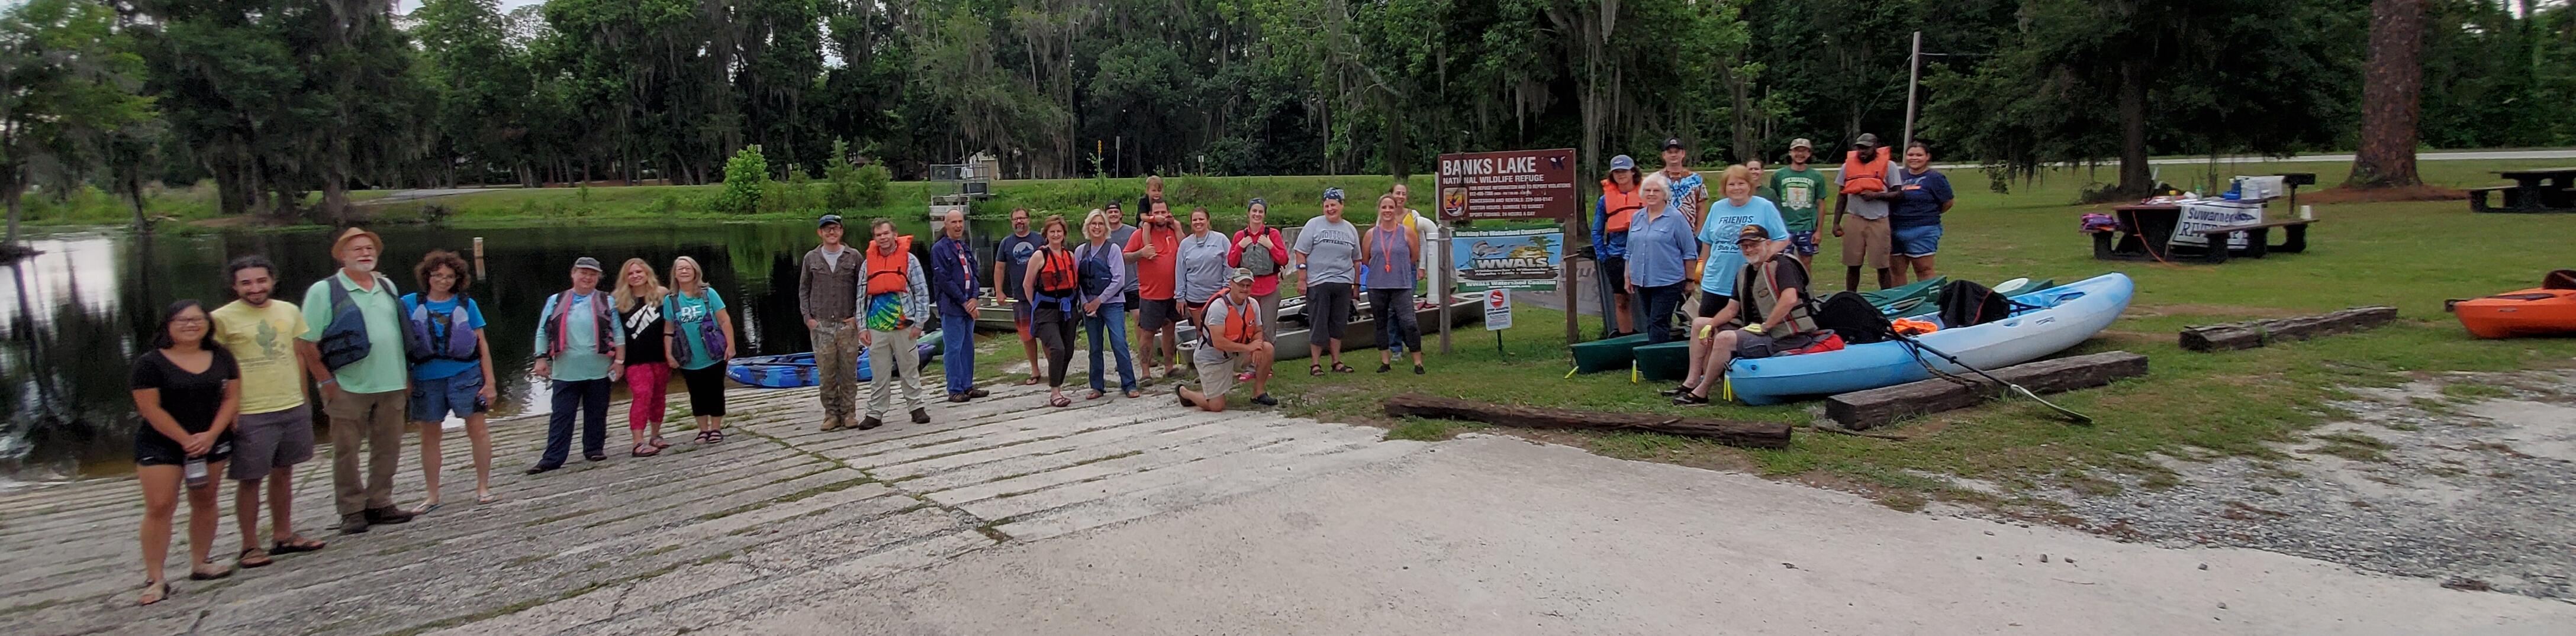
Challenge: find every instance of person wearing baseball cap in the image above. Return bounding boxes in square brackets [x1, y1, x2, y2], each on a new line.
[1592, 155, 1644, 337]
[528, 256, 627, 472]
[1178, 267, 1276, 411]
[1834, 133, 1897, 291]
[800, 212, 864, 432]
[1671, 224, 1820, 406]
[297, 226, 417, 532]
[1769, 138, 1831, 268]
[1656, 137, 1709, 253]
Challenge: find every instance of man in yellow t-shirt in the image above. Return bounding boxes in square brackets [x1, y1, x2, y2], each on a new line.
[208, 256, 329, 563]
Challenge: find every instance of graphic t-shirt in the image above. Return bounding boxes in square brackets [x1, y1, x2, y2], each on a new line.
[1697, 196, 1791, 296]
[996, 232, 1039, 301]
[210, 300, 308, 415]
[621, 299, 666, 367]
[399, 294, 488, 382]
[1663, 170, 1708, 224]
[666, 289, 728, 370]
[1889, 167, 1955, 229]
[1293, 217, 1362, 286]
[1769, 166, 1828, 232]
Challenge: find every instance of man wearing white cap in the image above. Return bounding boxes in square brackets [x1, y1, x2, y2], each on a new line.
[1770, 138, 1831, 267]
[296, 227, 415, 534]
[529, 257, 626, 473]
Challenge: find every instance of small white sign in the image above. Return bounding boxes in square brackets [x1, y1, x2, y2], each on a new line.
[1483, 289, 1512, 331]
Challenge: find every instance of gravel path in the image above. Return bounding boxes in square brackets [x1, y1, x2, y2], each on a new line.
[2057, 370, 2576, 599]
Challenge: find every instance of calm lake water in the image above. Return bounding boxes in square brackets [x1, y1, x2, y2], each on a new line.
[0, 217, 1010, 482]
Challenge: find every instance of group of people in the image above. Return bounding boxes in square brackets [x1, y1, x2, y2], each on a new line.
[125, 227, 739, 605]
[1590, 134, 1953, 405]
[976, 178, 1431, 414]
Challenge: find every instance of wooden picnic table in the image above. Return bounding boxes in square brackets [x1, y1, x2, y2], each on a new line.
[2472, 167, 2576, 212]
[2089, 202, 2314, 264]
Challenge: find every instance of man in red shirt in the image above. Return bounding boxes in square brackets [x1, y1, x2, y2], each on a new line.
[1128, 200, 1185, 379]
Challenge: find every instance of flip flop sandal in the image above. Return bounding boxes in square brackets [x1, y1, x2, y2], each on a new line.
[476, 493, 500, 505]
[1086, 390, 1106, 401]
[631, 443, 661, 457]
[1048, 395, 1073, 408]
[1020, 377, 1043, 386]
[237, 547, 273, 569]
[138, 580, 169, 606]
[271, 535, 326, 554]
[649, 436, 672, 449]
[188, 563, 233, 581]
[1124, 390, 1142, 399]
[1332, 363, 1357, 373]
[408, 502, 444, 516]
[704, 430, 726, 444]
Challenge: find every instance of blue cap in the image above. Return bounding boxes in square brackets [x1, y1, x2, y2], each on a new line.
[1322, 188, 1345, 201]
[1608, 154, 1636, 171]
[817, 214, 843, 228]
[1248, 197, 1267, 209]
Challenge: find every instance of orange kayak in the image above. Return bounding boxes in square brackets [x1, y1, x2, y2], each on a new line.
[2455, 270, 2576, 338]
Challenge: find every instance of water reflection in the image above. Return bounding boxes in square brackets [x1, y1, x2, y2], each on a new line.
[1, 216, 992, 480]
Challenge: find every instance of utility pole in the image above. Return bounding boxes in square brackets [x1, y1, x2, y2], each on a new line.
[1902, 31, 1923, 150]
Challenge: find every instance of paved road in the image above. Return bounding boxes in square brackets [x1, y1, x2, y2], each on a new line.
[4, 382, 2568, 635]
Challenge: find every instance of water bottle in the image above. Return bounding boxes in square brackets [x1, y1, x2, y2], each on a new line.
[184, 457, 209, 489]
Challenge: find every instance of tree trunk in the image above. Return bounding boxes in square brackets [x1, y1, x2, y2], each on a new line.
[2348, 0, 2426, 188]
[2117, 59, 2152, 194]
[3, 183, 22, 245]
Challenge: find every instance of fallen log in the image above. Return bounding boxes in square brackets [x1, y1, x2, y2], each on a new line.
[1824, 351, 2149, 430]
[1382, 393, 1792, 448]
[2178, 306, 2397, 352]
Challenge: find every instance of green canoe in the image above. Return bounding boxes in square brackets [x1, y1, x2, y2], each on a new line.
[1571, 332, 1653, 374]
[1634, 341, 1693, 382]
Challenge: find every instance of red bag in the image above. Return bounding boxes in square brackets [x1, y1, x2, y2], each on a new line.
[1783, 330, 1846, 355]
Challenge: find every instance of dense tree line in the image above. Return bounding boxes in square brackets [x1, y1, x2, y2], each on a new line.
[5, 0, 2575, 234]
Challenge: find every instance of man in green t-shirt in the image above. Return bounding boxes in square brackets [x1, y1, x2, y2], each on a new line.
[1768, 138, 1831, 267]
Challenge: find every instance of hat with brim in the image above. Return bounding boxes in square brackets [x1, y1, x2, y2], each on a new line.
[573, 256, 604, 272]
[1663, 137, 1686, 150]
[817, 214, 843, 228]
[1608, 154, 1636, 172]
[330, 227, 383, 260]
[1734, 224, 1770, 245]
[1789, 138, 1814, 151]
[1229, 267, 1255, 285]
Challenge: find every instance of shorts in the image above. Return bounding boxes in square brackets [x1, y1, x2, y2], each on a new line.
[1894, 224, 1942, 258]
[408, 372, 490, 422]
[1695, 290, 1733, 319]
[226, 404, 316, 480]
[1840, 216, 1891, 269]
[1123, 290, 1142, 310]
[134, 428, 231, 467]
[1196, 352, 1242, 396]
[1139, 298, 1182, 330]
[1012, 299, 1033, 330]
[1787, 230, 1821, 256]
[1731, 330, 1824, 360]
[1307, 282, 1356, 341]
[1599, 256, 1630, 295]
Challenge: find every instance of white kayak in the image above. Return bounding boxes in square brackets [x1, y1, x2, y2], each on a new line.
[1723, 273, 2135, 405]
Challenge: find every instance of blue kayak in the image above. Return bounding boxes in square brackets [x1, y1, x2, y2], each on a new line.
[724, 330, 944, 389]
[1723, 273, 2134, 405]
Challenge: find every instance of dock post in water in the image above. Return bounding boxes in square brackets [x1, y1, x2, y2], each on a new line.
[472, 237, 486, 280]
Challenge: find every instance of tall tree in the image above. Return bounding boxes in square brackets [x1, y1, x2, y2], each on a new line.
[2348, 0, 2426, 188]
[0, 0, 155, 244]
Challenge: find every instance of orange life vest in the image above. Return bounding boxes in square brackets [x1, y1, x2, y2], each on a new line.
[1206, 290, 1258, 345]
[1034, 247, 1078, 293]
[1599, 179, 1644, 233]
[1841, 147, 1891, 194]
[864, 236, 913, 295]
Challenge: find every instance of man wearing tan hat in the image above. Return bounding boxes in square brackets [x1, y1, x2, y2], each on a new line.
[295, 227, 416, 534]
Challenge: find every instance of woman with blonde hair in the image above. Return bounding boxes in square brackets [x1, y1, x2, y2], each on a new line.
[612, 258, 674, 456]
[661, 256, 735, 444]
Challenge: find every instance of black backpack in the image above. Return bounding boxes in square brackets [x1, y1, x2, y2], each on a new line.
[1808, 291, 1893, 344]
[1937, 280, 2033, 328]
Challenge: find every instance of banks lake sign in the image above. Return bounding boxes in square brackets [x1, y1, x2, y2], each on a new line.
[1436, 148, 1579, 221]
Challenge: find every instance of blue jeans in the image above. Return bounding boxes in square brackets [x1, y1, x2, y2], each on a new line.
[540, 377, 611, 467]
[1086, 303, 1138, 394]
[940, 310, 977, 395]
[1634, 282, 1688, 344]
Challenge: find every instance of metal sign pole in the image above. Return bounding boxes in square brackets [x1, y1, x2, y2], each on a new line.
[1560, 218, 1577, 347]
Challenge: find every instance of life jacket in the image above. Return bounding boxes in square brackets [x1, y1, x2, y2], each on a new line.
[400, 293, 481, 363]
[1734, 254, 1818, 335]
[1204, 290, 1259, 346]
[543, 290, 617, 359]
[1035, 246, 1080, 294]
[1599, 179, 1645, 233]
[864, 236, 914, 296]
[1840, 147, 1892, 194]
[1235, 228, 1281, 276]
[318, 273, 395, 371]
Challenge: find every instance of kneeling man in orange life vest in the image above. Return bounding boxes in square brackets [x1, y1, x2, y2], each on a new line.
[1178, 268, 1278, 412]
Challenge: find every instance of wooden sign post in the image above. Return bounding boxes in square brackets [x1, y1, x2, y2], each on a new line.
[1437, 148, 1580, 348]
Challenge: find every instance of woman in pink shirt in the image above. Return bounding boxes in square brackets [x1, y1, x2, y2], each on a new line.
[1227, 198, 1291, 356]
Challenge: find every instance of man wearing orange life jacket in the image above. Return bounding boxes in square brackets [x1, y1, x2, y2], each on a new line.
[1590, 154, 1644, 337]
[856, 218, 931, 430]
[1831, 133, 1898, 292]
[1178, 268, 1274, 412]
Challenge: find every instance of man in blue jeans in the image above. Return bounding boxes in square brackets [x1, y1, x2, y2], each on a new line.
[529, 257, 626, 473]
[929, 209, 991, 403]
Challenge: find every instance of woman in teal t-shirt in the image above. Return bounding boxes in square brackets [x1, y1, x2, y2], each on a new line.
[662, 256, 737, 443]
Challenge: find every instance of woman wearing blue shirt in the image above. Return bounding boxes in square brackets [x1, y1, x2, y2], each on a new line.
[1622, 173, 1697, 344]
[1886, 141, 1954, 285]
[1678, 166, 1786, 396]
[400, 250, 495, 511]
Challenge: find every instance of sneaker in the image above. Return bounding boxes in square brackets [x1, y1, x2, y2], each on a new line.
[365, 506, 416, 525]
[1250, 393, 1279, 406]
[1672, 393, 1710, 406]
[584, 453, 607, 463]
[909, 408, 930, 424]
[820, 417, 845, 432]
[857, 416, 884, 431]
[965, 388, 991, 398]
[947, 393, 971, 403]
[1175, 386, 1193, 408]
[339, 514, 369, 535]
[1377, 363, 1392, 373]
[524, 464, 559, 476]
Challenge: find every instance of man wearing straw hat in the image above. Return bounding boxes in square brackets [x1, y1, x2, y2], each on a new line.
[295, 227, 416, 534]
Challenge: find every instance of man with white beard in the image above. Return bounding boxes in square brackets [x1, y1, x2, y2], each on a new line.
[296, 228, 417, 534]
